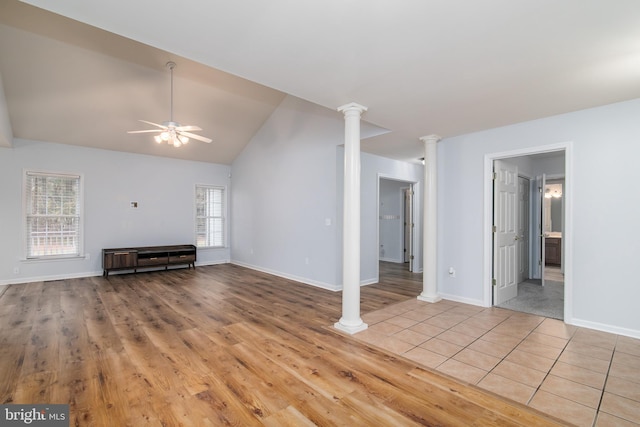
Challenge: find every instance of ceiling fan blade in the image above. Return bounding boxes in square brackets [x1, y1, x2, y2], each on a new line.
[175, 125, 202, 132]
[179, 131, 212, 143]
[138, 119, 168, 129]
[127, 129, 163, 134]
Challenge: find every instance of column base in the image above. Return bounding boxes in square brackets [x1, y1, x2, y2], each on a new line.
[334, 319, 368, 335]
[417, 293, 442, 303]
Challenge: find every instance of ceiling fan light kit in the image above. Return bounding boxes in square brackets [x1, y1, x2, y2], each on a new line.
[128, 61, 212, 147]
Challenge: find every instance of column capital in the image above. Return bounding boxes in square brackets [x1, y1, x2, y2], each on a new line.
[420, 134, 442, 144]
[338, 102, 368, 115]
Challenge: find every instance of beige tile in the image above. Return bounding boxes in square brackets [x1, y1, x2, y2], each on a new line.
[449, 323, 489, 339]
[539, 374, 602, 408]
[481, 330, 522, 348]
[491, 324, 534, 340]
[571, 328, 617, 350]
[534, 317, 578, 339]
[453, 348, 501, 371]
[558, 350, 611, 374]
[595, 412, 639, 427]
[467, 339, 514, 359]
[550, 361, 607, 390]
[516, 339, 563, 360]
[436, 359, 487, 385]
[403, 347, 448, 369]
[565, 340, 614, 362]
[524, 331, 569, 349]
[374, 335, 416, 354]
[408, 322, 445, 338]
[609, 360, 640, 384]
[413, 304, 449, 316]
[368, 321, 405, 336]
[613, 351, 640, 369]
[393, 329, 430, 346]
[477, 373, 535, 405]
[529, 390, 596, 427]
[361, 310, 395, 325]
[352, 329, 387, 346]
[419, 337, 463, 357]
[381, 303, 415, 316]
[385, 315, 419, 329]
[393, 299, 425, 310]
[605, 376, 640, 402]
[505, 349, 555, 373]
[446, 305, 485, 317]
[491, 360, 546, 388]
[600, 392, 640, 424]
[400, 309, 433, 322]
[460, 317, 503, 331]
[425, 313, 467, 329]
[616, 336, 640, 357]
[437, 330, 477, 347]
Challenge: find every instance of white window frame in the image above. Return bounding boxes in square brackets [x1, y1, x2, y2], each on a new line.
[195, 184, 226, 248]
[23, 170, 84, 260]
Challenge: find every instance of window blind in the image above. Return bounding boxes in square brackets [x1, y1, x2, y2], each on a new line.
[25, 172, 81, 258]
[195, 185, 225, 247]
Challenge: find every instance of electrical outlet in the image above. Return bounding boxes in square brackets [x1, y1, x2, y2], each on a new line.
[448, 267, 456, 277]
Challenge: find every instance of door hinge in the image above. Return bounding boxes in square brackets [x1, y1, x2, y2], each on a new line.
[492, 278, 497, 287]
[410, 255, 414, 260]
[492, 172, 497, 180]
[492, 225, 497, 233]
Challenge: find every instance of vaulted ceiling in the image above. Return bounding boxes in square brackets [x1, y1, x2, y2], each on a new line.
[2, 0, 640, 164]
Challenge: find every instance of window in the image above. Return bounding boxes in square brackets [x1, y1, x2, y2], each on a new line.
[195, 185, 225, 248]
[24, 171, 82, 258]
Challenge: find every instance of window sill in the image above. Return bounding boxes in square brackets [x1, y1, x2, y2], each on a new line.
[21, 254, 88, 263]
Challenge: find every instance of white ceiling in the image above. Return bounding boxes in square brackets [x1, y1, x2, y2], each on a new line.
[2, 0, 640, 164]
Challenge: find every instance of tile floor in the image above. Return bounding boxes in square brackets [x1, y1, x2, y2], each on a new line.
[354, 298, 640, 427]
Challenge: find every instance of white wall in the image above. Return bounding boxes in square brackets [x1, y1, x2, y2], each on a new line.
[439, 98, 640, 337]
[231, 95, 425, 290]
[230, 95, 341, 290]
[0, 139, 230, 284]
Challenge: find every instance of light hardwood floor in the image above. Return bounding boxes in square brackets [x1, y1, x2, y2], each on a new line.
[0, 263, 567, 426]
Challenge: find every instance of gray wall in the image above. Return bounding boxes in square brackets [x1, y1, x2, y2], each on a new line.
[0, 140, 231, 284]
[438, 97, 640, 337]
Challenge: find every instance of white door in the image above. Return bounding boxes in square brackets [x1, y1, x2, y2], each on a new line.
[517, 176, 530, 283]
[493, 160, 519, 305]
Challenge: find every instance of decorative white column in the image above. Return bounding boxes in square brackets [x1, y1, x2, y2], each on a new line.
[335, 102, 368, 334]
[418, 134, 442, 303]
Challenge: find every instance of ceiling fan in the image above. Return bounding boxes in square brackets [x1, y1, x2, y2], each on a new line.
[128, 61, 212, 147]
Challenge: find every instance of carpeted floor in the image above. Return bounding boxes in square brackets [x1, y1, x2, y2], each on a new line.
[497, 279, 564, 320]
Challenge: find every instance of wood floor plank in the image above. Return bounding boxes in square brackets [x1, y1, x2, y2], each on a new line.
[0, 263, 570, 425]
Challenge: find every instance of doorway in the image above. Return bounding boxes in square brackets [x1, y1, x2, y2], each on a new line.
[378, 177, 418, 273]
[484, 143, 573, 322]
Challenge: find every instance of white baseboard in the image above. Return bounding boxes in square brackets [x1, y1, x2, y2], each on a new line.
[230, 261, 341, 291]
[437, 292, 486, 307]
[570, 317, 640, 340]
[0, 270, 103, 286]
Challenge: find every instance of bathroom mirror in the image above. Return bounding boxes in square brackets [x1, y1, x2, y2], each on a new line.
[544, 180, 563, 233]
